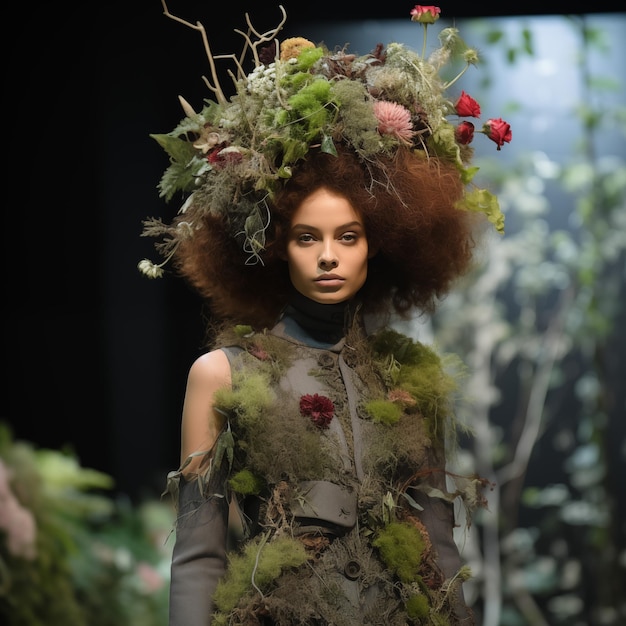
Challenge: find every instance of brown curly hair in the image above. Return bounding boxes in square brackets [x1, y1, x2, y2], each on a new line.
[172, 144, 484, 330]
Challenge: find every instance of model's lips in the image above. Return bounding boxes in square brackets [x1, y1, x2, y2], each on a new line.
[315, 274, 345, 288]
[315, 273, 344, 281]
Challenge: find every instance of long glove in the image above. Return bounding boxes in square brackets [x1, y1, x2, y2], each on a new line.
[410, 447, 475, 625]
[169, 475, 229, 626]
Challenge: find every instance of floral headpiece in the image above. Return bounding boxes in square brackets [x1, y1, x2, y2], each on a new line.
[139, 3, 511, 278]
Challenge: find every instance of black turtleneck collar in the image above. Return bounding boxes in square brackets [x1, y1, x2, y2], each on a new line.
[281, 290, 354, 346]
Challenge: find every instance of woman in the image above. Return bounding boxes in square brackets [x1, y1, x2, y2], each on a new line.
[141, 5, 510, 624]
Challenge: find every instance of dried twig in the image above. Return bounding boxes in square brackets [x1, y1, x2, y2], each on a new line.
[234, 6, 287, 69]
[161, 1, 286, 106]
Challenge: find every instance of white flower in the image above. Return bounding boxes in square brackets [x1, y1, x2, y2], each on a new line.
[137, 259, 164, 279]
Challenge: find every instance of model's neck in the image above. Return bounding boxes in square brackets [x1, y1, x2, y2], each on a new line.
[284, 291, 351, 344]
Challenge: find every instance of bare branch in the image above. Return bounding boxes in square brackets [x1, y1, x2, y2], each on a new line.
[160, 2, 287, 106]
[161, 0, 228, 105]
[213, 53, 248, 84]
[496, 286, 574, 487]
[235, 5, 287, 68]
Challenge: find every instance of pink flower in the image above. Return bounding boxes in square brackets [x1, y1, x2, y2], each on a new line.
[410, 5, 441, 24]
[248, 344, 270, 360]
[0, 460, 37, 560]
[373, 101, 414, 143]
[388, 388, 417, 407]
[455, 121, 475, 145]
[483, 118, 512, 150]
[299, 393, 335, 429]
[136, 561, 166, 593]
[455, 91, 481, 118]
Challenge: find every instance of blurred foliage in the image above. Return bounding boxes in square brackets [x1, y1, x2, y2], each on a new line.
[425, 13, 626, 626]
[0, 423, 173, 626]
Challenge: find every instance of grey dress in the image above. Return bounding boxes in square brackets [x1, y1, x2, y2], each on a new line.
[167, 295, 476, 625]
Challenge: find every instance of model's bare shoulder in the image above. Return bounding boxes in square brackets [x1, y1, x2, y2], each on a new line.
[187, 348, 232, 388]
[180, 348, 232, 473]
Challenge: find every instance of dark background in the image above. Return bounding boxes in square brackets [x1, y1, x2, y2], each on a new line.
[4, 2, 619, 501]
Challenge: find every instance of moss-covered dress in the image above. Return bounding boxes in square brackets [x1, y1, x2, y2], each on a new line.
[167, 295, 479, 626]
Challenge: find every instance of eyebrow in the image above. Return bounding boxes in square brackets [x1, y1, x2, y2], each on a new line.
[290, 221, 364, 232]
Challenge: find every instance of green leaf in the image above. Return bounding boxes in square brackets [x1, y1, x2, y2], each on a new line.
[321, 133, 337, 155]
[150, 133, 197, 164]
[461, 187, 506, 234]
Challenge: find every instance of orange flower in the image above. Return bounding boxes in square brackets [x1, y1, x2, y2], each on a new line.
[280, 37, 316, 61]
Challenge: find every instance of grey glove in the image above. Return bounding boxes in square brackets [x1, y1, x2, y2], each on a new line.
[410, 447, 475, 625]
[411, 489, 474, 621]
[169, 476, 229, 626]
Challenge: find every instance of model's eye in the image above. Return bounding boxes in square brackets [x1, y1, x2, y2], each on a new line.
[340, 232, 358, 243]
[298, 233, 315, 243]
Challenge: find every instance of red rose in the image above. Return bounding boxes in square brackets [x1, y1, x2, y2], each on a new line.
[455, 121, 475, 145]
[299, 394, 335, 429]
[483, 118, 512, 150]
[410, 5, 441, 24]
[455, 91, 481, 118]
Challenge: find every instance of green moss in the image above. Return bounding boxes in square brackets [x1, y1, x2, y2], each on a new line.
[364, 399, 402, 425]
[282, 69, 314, 92]
[228, 469, 264, 495]
[287, 79, 334, 142]
[215, 341, 342, 485]
[213, 371, 274, 425]
[397, 360, 456, 436]
[370, 329, 459, 436]
[370, 328, 434, 366]
[331, 80, 381, 156]
[372, 521, 425, 583]
[213, 535, 308, 615]
[233, 325, 254, 337]
[405, 592, 430, 619]
[296, 46, 324, 70]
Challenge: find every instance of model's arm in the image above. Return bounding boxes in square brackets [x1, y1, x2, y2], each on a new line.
[169, 349, 232, 626]
[180, 349, 231, 473]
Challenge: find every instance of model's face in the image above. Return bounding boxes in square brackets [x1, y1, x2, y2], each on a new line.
[286, 187, 369, 304]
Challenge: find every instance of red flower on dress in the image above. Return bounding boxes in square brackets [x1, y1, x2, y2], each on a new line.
[299, 394, 335, 429]
[482, 118, 512, 150]
[455, 91, 481, 118]
[455, 121, 475, 145]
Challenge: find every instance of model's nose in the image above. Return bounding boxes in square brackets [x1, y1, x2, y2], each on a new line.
[319, 242, 338, 269]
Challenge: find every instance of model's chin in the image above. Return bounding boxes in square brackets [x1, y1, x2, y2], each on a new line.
[307, 290, 354, 305]
[293, 278, 365, 305]
[313, 297, 349, 305]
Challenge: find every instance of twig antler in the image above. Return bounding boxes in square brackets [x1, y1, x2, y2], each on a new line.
[161, 0, 287, 107]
